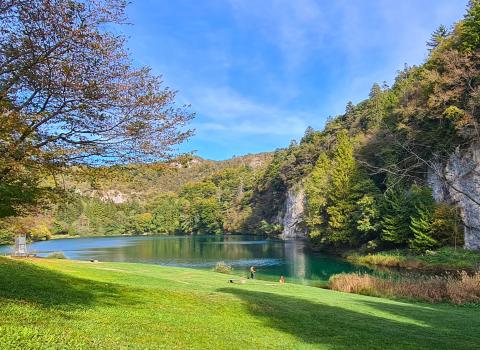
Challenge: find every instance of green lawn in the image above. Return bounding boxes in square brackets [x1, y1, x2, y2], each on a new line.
[0, 257, 478, 350]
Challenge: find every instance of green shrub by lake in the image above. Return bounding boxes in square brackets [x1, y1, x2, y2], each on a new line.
[46, 252, 66, 259]
[213, 261, 233, 274]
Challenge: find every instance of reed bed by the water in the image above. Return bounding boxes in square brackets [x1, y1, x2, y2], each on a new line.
[347, 248, 480, 271]
[329, 271, 480, 304]
[347, 253, 422, 269]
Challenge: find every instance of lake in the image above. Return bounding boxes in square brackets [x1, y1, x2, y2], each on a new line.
[0, 235, 370, 285]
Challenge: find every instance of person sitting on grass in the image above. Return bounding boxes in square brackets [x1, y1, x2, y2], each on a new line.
[279, 275, 285, 284]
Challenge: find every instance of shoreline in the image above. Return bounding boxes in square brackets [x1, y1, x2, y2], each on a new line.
[4, 234, 478, 275]
[0, 232, 280, 247]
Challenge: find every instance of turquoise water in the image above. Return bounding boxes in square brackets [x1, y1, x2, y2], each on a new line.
[0, 235, 371, 284]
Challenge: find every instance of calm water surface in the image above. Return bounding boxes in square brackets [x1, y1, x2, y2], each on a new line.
[0, 235, 371, 284]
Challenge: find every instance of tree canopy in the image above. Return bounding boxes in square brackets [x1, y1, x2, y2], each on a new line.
[0, 0, 192, 169]
[0, 0, 193, 216]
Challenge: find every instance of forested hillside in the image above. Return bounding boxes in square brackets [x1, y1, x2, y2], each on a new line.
[2, 1, 480, 254]
[0, 153, 272, 243]
[252, 0, 480, 252]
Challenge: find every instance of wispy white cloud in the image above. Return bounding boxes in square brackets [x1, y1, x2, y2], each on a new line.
[188, 86, 308, 137]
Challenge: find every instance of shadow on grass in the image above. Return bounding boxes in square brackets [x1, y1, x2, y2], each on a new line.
[218, 287, 479, 350]
[0, 258, 128, 309]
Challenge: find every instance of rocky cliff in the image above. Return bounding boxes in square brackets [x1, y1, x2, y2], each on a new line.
[427, 143, 480, 250]
[277, 185, 307, 239]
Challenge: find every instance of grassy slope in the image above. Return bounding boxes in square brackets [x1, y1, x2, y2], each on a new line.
[0, 258, 478, 350]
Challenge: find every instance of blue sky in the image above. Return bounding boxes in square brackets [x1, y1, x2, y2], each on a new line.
[123, 0, 467, 160]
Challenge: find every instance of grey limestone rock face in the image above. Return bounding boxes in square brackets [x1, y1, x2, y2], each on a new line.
[277, 185, 307, 240]
[427, 143, 480, 250]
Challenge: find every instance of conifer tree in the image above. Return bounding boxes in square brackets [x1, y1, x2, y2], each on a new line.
[381, 188, 411, 245]
[427, 24, 449, 50]
[305, 132, 382, 246]
[304, 153, 330, 239]
[459, 0, 480, 52]
[345, 101, 355, 115]
[326, 133, 356, 244]
[409, 207, 438, 252]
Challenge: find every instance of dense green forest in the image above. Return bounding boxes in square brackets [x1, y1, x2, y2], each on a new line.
[2, 1, 480, 255]
[0, 154, 273, 244]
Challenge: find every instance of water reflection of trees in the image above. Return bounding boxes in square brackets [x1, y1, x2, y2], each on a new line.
[65, 236, 370, 282]
[104, 236, 286, 265]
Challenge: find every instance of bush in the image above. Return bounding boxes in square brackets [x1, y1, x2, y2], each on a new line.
[30, 223, 52, 241]
[430, 204, 464, 246]
[329, 272, 480, 304]
[347, 251, 414, 268]
[448, 271, 480, 304]
[0, 227, 13, 245]
[46, 252, 66, 259]
[213, 261, 232, 274]
[259, 220, 283, 235]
